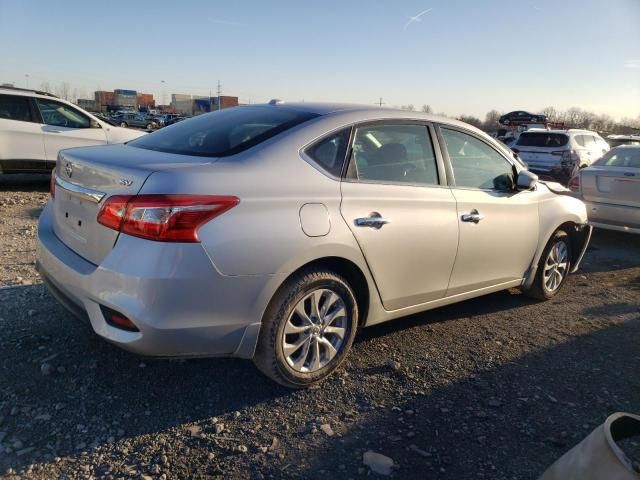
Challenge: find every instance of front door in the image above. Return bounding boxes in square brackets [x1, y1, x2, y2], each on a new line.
[35, 98, 107, 161]
[340, 122, 459, 310]
[438, 126, 540, 296]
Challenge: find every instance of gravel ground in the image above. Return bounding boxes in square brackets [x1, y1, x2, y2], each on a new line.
[1, 175, 639, 479]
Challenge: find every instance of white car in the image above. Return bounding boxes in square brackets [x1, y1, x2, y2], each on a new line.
[512, 129, 610, 184]
[0, 86, 145, 174]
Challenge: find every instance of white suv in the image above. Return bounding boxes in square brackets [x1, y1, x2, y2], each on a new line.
[512, 129, 610, 183]
[0, 87, 145, 174]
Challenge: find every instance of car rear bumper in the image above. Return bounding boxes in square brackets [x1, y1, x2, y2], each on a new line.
[36, 202, 274, 359]
[585, 200, 640, 234]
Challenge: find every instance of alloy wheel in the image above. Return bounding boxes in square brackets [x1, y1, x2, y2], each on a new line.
[282, 288, 348, 373]
[543, 240, 569, 292]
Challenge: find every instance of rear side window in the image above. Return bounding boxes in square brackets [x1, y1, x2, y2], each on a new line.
[0, 94, 33, 122]
[347, 124, 438, 186]
[516, 132, 568, 147]
[304, 128, 351, 177]
[576, 135, 595, 147]
[129, 106, 319, 157]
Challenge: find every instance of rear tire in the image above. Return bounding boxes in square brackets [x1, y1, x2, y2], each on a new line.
[523, 229, 572, 300]
[146, 123, 152, 130]
[120, 122, 128, 128]
[253, 268, 358, 388]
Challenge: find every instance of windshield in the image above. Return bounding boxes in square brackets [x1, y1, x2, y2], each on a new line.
[129, 106, 319, 157]
[516, 132, 569, 148]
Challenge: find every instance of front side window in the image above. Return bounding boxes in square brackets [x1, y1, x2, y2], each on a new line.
[0, 94, 33, 122]
[347, 124, 438, 186]
[304, 128, 351, 177]
[129, 106, 319, 157]
[441, 128, 515, 191]
[36, 99, 90, 128]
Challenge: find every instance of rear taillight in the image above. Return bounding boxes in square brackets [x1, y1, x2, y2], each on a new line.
[97, 194, 239, 242]
[50, 171, 56, 198]
[568, 175, 580, 192]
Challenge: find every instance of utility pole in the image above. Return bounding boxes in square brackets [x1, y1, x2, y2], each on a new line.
[217, 80, 221, 111]
[376, 97, 384, 107]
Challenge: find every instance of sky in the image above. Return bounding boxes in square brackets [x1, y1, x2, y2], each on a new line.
[1, 0, 639, 120]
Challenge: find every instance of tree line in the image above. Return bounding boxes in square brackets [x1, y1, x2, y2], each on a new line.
[397, 104, 639, 136]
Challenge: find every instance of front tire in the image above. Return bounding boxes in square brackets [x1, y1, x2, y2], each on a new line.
[523, 229, 572, 300]
[119, 122, 128, 128]
[253, 269, 358, 388]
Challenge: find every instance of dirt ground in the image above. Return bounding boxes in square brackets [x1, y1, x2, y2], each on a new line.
[1, 175, 639, 479]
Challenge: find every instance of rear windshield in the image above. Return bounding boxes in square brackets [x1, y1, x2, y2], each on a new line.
[516, 132, 569, 148]
[129, 106, 319, 157]
[594, 148, 640, 168]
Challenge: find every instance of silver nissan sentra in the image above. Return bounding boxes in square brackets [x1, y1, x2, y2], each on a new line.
[37, 102, 592, 387]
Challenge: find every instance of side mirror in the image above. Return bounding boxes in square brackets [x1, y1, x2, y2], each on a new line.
[90, 119, 102, 129]
[517, 170, 538, 190]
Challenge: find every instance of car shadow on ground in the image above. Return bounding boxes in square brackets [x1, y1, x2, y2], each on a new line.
[300, 317, 640, 479]
[582, 229, 640, 273]
[0, 174, 49, 192]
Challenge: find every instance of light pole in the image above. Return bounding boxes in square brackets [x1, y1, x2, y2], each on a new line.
[161, 80, 166, 108]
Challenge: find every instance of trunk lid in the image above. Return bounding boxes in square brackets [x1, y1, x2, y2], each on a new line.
[581, 166, 640, 208]
[51, 144, 211, 265]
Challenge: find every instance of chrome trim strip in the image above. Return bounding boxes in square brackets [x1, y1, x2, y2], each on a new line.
[54, 174, 105, 203]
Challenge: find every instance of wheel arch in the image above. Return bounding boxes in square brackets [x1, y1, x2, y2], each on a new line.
[265, 256, 371, 329]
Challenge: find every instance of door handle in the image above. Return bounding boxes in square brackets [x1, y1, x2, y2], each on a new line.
[461, 209, 484, 223]
[355, 212, 390, 229]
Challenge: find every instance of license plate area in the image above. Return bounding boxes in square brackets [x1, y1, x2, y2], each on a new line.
[55, 191, 96, 243]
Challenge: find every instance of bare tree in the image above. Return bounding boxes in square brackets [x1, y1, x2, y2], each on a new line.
[54, 82, 71, 101]
[457, 115, 483, 129]
[39, 82, 51, 94]
[483, 109, 502, 131]
[401, 104, 415, 111]
[421, 104, 432, 113]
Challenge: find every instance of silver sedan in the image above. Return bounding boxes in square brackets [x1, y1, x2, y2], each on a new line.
[37, 102, 592, 387]
[571, 145, 640, 234]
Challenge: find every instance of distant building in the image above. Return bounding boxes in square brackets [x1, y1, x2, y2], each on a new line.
[94, 89, 155, 112]
[172, 94, 239, 116]
[137, 93, 155, 110]
[76, 99, 96, 111]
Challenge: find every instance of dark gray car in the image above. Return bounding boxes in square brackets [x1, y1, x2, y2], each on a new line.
[112, 113, 156, 130]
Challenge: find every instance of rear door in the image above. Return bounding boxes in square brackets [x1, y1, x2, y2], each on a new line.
[35, 98, 107, 161]
[0, 93, 46, 171]
[437, 126, 539, 296]
[340, 122, 459, 310]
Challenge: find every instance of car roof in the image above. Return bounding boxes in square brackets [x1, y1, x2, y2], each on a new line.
[246, 102, 475, 131]
[0, 86, 59, 99]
